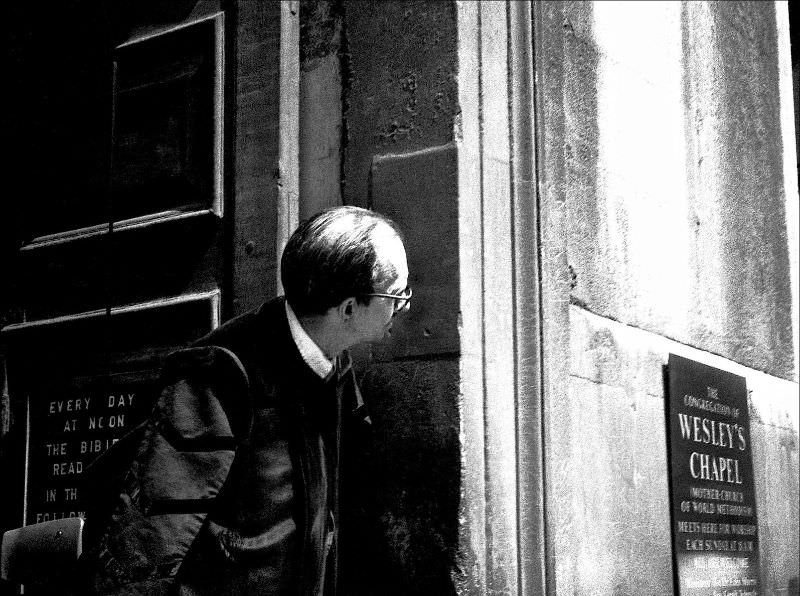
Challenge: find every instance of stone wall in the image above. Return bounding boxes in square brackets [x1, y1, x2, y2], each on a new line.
[538, 2, 799, 594]
[303, 2, 799, 594]
[337, 2, 462, 594]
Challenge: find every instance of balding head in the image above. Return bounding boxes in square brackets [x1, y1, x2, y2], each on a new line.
[280, 206, 406, 316]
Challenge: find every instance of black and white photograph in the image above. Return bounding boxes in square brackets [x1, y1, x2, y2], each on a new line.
[1, 1, 798, 595]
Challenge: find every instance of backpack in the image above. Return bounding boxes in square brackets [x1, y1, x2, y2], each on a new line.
[78, 345, 251, 595]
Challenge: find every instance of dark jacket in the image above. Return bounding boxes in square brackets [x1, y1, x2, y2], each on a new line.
[82, 297, 366, 595]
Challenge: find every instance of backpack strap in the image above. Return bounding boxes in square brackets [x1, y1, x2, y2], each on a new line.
[81, 345, 252, 595]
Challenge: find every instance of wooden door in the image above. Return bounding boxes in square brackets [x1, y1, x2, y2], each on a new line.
[0, 0, 294, 532]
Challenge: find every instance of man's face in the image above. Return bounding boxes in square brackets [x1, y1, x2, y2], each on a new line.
[351, 232, 409, 344]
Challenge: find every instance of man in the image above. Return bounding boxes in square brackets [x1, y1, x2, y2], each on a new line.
[82, 206, 410, 595]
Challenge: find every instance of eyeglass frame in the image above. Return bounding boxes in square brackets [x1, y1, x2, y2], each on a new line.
[359, 286, 413, 311]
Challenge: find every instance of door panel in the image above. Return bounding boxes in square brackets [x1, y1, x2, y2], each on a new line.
[1, 0, 289, 534]
[112, 15, 223, 222]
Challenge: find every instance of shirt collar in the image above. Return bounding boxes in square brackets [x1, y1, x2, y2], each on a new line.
[285, 300, 335, 380]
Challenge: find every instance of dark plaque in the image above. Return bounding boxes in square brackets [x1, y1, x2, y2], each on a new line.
[25, 372, 157, 525]
[667, 354, 759, 596]
[3, 293, 219, 528]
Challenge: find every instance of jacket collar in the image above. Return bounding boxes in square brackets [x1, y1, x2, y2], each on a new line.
[284, 300, 335, 380]
[252, 297, 352, 393]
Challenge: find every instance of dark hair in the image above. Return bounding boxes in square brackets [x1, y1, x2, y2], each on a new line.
[280, 206, 403, 315]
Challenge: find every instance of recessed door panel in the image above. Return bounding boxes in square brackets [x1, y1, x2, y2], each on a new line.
[112, 16, 223, 222]
[1, 0, 287, 539]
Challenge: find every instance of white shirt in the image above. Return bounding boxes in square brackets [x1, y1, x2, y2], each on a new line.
[285, 301, 335, 380]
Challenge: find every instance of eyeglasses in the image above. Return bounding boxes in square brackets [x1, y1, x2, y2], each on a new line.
[360, 286, 413, 312]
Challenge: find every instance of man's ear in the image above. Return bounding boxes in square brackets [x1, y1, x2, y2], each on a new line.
[337, 297, 357, 320]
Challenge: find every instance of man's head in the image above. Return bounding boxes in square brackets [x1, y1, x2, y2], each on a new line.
[281, 206, 410, 349]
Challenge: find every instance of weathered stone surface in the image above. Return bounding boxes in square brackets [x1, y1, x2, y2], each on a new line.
[299, 53, 342, 218]
[343, 0, 458, 207]
[300, 0, 340, 69]
[299, 0, 342, 218]
[552, 306, 800, 596]
[553, 1, 794, 380]
[747, 370, 800, 595]
[554, 309, 674, 596]
[340, 358, 460, 596]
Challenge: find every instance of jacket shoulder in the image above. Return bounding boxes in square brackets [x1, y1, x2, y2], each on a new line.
[192, 298, 289, 374]
[159, 345, 252, 443]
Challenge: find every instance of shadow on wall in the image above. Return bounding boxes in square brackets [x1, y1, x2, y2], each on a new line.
[339, 359, 460, 596]
[334, 0, 461, 593]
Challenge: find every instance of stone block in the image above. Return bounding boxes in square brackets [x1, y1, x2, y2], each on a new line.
[552, 1, 795, 379]
[369, 143, 459, 360]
